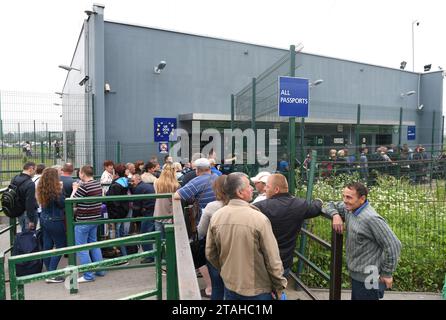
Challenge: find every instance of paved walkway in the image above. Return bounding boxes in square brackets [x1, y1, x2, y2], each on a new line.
[1, 223, 442, 300]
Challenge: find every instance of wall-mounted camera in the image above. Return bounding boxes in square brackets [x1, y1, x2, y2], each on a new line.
[79, 75, 90, 86]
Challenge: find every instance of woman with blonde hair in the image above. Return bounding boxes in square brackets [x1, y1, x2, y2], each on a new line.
[153, 163, 180, 238]
[36, 167, 67, 283]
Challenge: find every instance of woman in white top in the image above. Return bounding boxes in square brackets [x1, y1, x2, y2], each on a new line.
[100, 160, 114, 196]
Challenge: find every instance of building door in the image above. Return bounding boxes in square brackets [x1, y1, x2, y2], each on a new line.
[376, 134, 392, 146]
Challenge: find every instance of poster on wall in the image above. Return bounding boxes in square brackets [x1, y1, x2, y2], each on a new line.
[154, 118, 177, 142]
[158, 142, 169, 154]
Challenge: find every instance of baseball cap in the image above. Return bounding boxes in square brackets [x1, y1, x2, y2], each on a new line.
[250, 171, 271, 184]
[194, 158, 211, 168]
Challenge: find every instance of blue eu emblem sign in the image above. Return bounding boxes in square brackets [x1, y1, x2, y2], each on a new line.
[154, 118, 177, 142]
[278, 76, 309, 117]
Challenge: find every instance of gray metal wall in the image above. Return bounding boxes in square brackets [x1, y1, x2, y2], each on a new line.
[62, 8, 443, 166]
[102, 21, 286, 161]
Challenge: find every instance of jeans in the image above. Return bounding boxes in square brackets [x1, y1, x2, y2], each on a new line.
[351, 278, 386, 300]
[224, 287, 273, 300]
[155, 221, 165, 239]
[140, 217, 155, 252]
[207, 261, 224, 300]
[40, 214, 67, 271]
[116, 210, 132, 256]
[75, 224, 105, 280]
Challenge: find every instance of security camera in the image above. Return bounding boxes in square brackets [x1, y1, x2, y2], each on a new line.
[84, 10, 97, 16]
[154, 61, 167, 74]
[417, 104, 424, 111]
[79, 75, 89, 86]
[416, 22, 420, 26]
[104, 83, 111, 92]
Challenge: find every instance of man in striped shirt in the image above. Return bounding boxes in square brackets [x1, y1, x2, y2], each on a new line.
[72, 165, 105, 283]
[323, 182, 401, 300]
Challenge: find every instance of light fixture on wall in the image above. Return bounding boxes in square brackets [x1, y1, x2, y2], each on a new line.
[400, 90, 416, 98]
[310, 79, 324, 87]
[58, 64, 80, 72]
[79, 76, 89, 86]
[105, 82, 111, 93]
[154, 61, 167, 74]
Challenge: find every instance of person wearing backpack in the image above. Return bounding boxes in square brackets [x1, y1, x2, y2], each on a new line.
[5, 162, 38, 231]
[36, 167, 67, 283]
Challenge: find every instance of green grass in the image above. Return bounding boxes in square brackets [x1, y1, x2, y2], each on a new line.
[296, 174, 446, 292]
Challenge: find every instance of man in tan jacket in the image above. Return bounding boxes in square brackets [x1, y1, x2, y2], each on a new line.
[206, 172, 287, 300]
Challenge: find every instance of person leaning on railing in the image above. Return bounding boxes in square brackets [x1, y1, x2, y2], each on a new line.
[323, 182, 401, 300]
[71, 165, 105, 283]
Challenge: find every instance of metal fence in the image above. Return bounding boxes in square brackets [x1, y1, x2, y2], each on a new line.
[295, 151, 446, 292]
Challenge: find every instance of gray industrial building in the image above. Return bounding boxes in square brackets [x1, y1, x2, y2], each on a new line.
[60, 4, 443, 172]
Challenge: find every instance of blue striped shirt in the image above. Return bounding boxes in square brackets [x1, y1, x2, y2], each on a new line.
[178, 173, 217, 209]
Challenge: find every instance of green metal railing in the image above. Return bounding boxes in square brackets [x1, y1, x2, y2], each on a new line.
[292, 150, 343, 300]
[7, 232, 163, 300]
[1, 188, 201, 300]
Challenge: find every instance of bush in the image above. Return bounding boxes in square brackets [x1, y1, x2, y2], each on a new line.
[296, 175, 446, 292]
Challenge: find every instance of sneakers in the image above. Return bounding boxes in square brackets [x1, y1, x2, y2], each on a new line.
[45, 276, 65, 283]
[77, 276, 94, 283]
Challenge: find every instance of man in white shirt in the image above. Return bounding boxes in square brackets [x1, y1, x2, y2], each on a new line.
[250, 171, 271, 204]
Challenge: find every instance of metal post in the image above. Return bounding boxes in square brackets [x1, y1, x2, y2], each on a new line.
[430, 111, 436, 184]
[329, 228, 343, 300]
[442, 115, 445, 152]
[300, 118, 305, 168]
[252, 77, 257, 176]
[231, 94, 234, 131]
[231, 94, 235, 162]
[65, 199, 78, 294]
[296, 150, 317, 276]
[289, 44, 296, 195]
[398, 107, 403, 150]
[116, 141, 121, 163]
[40, 141, 44, 164]
[33, 120, 36, 159]
[356, 104, 361, 161]
[0, 255, 5, 300]
[17, 123, 20, 153]
[91, 94, 96, 175]
[165, 225, 178, 300]
[0, 119, 3, 158]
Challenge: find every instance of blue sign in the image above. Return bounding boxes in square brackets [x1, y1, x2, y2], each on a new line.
[154, 118, 177, 142]
[407, 126, 416, 140]
[278, 76, 309, 117]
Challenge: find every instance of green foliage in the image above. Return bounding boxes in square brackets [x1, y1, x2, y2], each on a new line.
[296, 175, 446, 292]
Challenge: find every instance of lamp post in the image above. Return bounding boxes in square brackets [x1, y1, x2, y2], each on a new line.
[412, 20, 420, 72]
[399, 90, 416, 148]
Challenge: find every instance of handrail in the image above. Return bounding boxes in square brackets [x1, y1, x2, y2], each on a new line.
[171, 199, 201, 300]
[7, 232, 162, 300]
[63, 191, 200, 299]
[290, 213, 343, 300]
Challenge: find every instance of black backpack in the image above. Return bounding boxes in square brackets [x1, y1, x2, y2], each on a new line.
[12, 230, 43, 276]
[1, 176, 31, 218]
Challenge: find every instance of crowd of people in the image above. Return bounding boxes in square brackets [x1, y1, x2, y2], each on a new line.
[8, 150, 402, 300]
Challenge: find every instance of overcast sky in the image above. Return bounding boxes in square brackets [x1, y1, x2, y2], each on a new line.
[0, 0, 444, 117]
